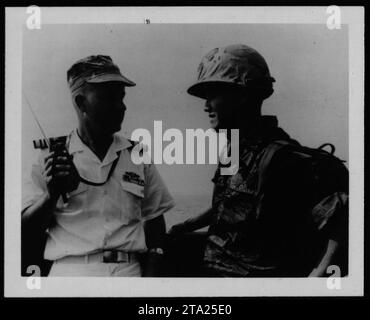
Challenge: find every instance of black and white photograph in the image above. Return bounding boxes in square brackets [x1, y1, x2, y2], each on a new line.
[4, 6, 364, 297]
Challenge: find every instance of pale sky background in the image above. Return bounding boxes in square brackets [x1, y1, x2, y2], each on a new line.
[22, 23, 348, 198]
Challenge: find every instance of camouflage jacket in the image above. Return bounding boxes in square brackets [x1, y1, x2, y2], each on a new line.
[204, 116, 343, 277]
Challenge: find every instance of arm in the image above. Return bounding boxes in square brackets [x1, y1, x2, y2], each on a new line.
[140, 163, 175, 277]
[169, 206, 214, 234]
[142, 214, 166, 277]
[309, 193, 348, 277]
[144, 214, 166, 249]
[22, 149, 80, 237]
[269, 150, 347, 277]
[169, 182, 215, 234]
[21, 190, 60, 276]
[309, 239, 339, 277]
[22, 192, 58, 237]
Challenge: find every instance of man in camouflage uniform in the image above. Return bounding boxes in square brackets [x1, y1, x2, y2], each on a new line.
[170, 44, 347, 277]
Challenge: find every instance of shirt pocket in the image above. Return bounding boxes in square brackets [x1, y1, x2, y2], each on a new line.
[214, 172, 258, 224]
[228, 171, 258, 195]
[119, 180, 144, 224]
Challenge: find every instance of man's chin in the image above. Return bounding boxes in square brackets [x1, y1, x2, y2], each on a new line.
[212, 122, 227, 133]
[102, 124, 122, 136]
[111, 120, 123, 131]
[112, 126, 122, 134]
[210, 119, 219, 131]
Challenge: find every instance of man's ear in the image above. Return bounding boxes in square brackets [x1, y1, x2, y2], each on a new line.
[74, 94, 86, 113]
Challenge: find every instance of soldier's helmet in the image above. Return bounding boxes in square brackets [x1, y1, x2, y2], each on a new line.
[187, 44, 275, 100]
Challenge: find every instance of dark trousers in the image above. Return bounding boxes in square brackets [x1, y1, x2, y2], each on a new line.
[164, 231, 209, 277]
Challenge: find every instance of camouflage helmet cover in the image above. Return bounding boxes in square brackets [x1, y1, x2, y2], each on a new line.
[187, 44, 275, 99]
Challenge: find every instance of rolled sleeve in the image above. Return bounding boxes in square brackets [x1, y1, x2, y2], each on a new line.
[311, 192, 348, 241]
[141, 164, 175, 221]
[22, 152, 47, 211]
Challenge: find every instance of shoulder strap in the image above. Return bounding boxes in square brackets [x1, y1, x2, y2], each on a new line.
[254, 140, 295, 219]
[33, 135, 68, 150]
[257, 140, 295, 195]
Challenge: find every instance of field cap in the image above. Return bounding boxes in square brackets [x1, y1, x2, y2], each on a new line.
[67, 55, 136, 94]
[188, 44, 275, 99]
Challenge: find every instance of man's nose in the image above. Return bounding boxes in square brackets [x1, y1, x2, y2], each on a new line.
[114, 102, 126, 112]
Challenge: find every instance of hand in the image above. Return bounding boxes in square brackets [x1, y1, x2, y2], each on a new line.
[168, 222, 190, 235]
[43, 149, 80, 199]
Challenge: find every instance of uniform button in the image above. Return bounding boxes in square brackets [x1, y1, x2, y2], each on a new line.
[103, 190, 107, 195]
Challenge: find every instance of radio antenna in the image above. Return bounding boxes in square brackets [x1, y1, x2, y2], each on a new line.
[23, 93, 50, 149]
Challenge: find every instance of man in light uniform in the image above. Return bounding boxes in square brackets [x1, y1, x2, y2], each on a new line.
[22, 55, 174, 277]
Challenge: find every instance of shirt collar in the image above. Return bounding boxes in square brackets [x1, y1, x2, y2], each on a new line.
[68, 129, 133, 157]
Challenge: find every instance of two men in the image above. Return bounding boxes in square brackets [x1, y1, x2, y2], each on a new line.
[22, 55, 174, 277]
[22, 45, 348, 278]
[170, 44, 348, 277]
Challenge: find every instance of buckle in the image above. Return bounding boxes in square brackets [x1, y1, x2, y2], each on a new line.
[103, 250, 129, 263]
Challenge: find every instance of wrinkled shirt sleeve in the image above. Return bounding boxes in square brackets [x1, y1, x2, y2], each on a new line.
[22, 152, 47, 211]
[141, 163, 175, 221]
[311, 192, 348, 242]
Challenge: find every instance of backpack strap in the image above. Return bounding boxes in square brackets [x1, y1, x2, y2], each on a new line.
[257, 140, 294, 195]
[254, 140, 295, 218]
[318, 143, 335, 155]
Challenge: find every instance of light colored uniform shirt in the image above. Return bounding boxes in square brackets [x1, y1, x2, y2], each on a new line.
[22, 130, 175, 261]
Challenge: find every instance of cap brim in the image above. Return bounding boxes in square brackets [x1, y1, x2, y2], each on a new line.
[187, 81, 245, 99]
[86, 73, 136, 87]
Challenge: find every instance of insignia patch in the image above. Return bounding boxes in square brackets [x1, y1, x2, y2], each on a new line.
[122, 171, 145, 186]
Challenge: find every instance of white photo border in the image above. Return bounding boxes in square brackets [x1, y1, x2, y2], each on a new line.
[4, 6, 364, 297]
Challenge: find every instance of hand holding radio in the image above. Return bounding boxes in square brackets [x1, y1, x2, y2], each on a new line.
[43, 143, 80, 200]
